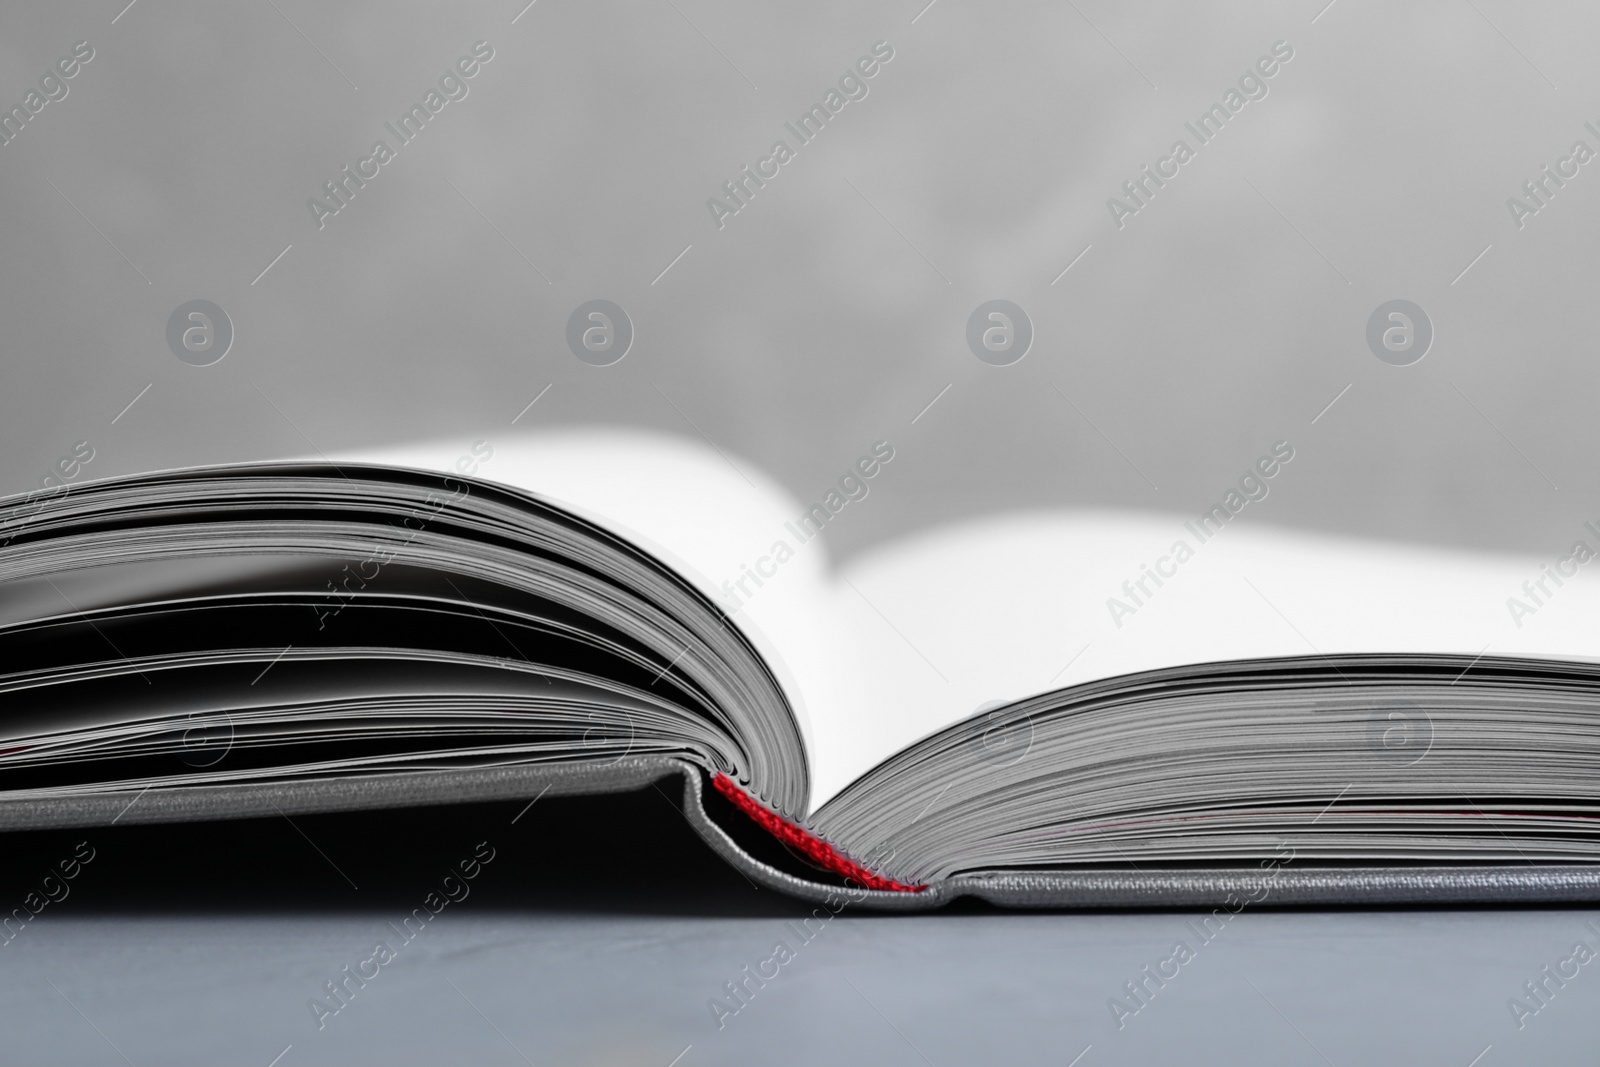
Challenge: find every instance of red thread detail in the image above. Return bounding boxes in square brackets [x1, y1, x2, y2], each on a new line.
[711, 772, 926, 893]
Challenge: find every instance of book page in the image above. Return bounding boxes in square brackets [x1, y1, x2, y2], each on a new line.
[821, 510, 1600, 804]
[349, 431, 841, 782]
[352, 432, 1600, 809]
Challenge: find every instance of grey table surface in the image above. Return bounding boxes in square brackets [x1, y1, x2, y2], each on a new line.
[1, 790, 1595, 1066]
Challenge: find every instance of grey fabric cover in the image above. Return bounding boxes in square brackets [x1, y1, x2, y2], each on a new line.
[6, 756, 1597, 910]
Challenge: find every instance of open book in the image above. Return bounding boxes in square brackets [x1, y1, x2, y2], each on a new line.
[2, 430, 1597, 908]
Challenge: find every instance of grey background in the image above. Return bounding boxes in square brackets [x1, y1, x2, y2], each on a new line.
[3, 0, 1598, 561]
[4, 0, 1600, 1061]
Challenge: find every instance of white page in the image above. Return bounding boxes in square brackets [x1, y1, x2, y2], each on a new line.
[822, 512, 1600, 803]
[348, 431, 839, 780]
[354, 432, 1600, 810]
